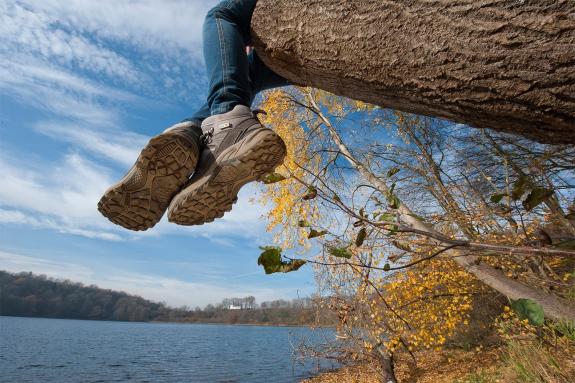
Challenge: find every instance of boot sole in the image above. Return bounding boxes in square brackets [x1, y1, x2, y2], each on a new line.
[167, 129, 286, 226]
[98, 132, 199, 231]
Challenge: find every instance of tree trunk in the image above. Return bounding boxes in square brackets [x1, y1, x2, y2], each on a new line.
[379, 353, 397, 383]
[252, 0, 575, 145]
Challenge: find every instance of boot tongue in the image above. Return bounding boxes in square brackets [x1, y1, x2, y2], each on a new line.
[230, 104, 253, 116]
[201, 105, 253, 133]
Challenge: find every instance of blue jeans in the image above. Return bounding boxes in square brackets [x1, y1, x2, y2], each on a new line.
[187, 0, 290, 125]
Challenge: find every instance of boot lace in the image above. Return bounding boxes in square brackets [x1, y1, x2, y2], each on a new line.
[201, 127, 215, 145]
[200, 109, 268, 145]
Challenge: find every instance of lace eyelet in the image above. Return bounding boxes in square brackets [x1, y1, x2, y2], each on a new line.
[201, 127, 215, 145]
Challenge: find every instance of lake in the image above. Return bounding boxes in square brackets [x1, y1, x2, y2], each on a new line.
[0, 316, 337, 383]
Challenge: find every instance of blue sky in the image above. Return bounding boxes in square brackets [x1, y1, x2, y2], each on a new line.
[0, 0, 315, 308]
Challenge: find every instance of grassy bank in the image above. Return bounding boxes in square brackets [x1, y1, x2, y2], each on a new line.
[302, 347, 501, 383]
[302, 333, 575, 382]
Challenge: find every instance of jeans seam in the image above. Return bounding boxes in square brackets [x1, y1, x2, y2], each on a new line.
[215, 17, 229, 105]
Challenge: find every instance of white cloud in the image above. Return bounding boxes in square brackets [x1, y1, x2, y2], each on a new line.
[0, 152, 110, 218]
[0, 209, 122, 241]
[0, 147, 271, 243]
[0, 0, 218, 83]
[0, 251, 96, 282]
[187, 184, 271, 239]
[0, 58, 128, 126]
[0, 251, 291, 307]
[13, 0, 217, 54]
[35, 121, 147, 167]
[0, 2, 140, 83]
[101, 272, 283, 308]
[0, 0, 213, 107]
[0, 1, 311, 308]
[0, 150, 124, 239]
[128, 183, 272, 244]
[0, 0, 274, 244]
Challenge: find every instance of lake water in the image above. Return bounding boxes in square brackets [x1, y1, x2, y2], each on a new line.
[0, 316, 337, 383]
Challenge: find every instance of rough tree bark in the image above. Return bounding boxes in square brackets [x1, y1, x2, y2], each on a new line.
[252, 0, 575, 145]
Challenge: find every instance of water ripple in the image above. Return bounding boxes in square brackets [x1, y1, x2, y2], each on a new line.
[0, 317, 337, 383]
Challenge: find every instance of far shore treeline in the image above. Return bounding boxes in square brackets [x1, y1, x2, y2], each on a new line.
[0, 271, 335, 326]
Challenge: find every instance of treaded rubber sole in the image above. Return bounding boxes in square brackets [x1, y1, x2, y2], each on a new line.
[98, 132, 199, 231]
[167, 129, 286, 226]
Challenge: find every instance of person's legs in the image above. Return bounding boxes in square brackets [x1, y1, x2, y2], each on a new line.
[203, 0, 256, 116]
[98, 1, 289, 231]
[186, 50, 290, 125]
[167, 1, 290, 226]
[186, 0, 289, 126]
[185, 50, 290, 125]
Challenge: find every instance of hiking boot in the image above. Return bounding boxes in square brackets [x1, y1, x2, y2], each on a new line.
[167, 105, 286, 226]
[98, 121, 202, 231]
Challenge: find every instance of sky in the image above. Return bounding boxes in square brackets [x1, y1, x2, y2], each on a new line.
[0, 0, 316, 308]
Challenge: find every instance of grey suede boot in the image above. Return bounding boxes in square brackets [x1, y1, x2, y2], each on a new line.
[98, 121, 201, 231]
[168, 105, 286, 226]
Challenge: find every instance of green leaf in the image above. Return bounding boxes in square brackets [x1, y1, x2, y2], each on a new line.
[510, 298, 545, 326]
[308, 229, 328, 239]
[490, 193, 507, 204]
[355, 227, 367, 247]
[261, 173, 287, 184]
[511, 176, 530, 200]
[302, 186, 318, 201]
[328, 246, 353, 259]
[387, 167, 400, 177]
[257, 246, 307, 274]
[298, 219, 311, 228]
[257, 246, 282, 274]
[383, 263, 391, 271]
[378, 213, 395, 222]
[387, 194, 401, 209]
[552, 320, 575, 342]
[522, 188, 554, 211]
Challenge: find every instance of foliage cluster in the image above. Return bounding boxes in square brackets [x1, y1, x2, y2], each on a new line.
[0, 270, 172, 322]
[256, 87, 575, 380]
[0, 270, 334, 326]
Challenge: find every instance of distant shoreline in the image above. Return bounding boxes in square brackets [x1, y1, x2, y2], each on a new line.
[1, 271, 335, 326]
[153, 320, 334, 329]
[0, 315, 333, 328]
